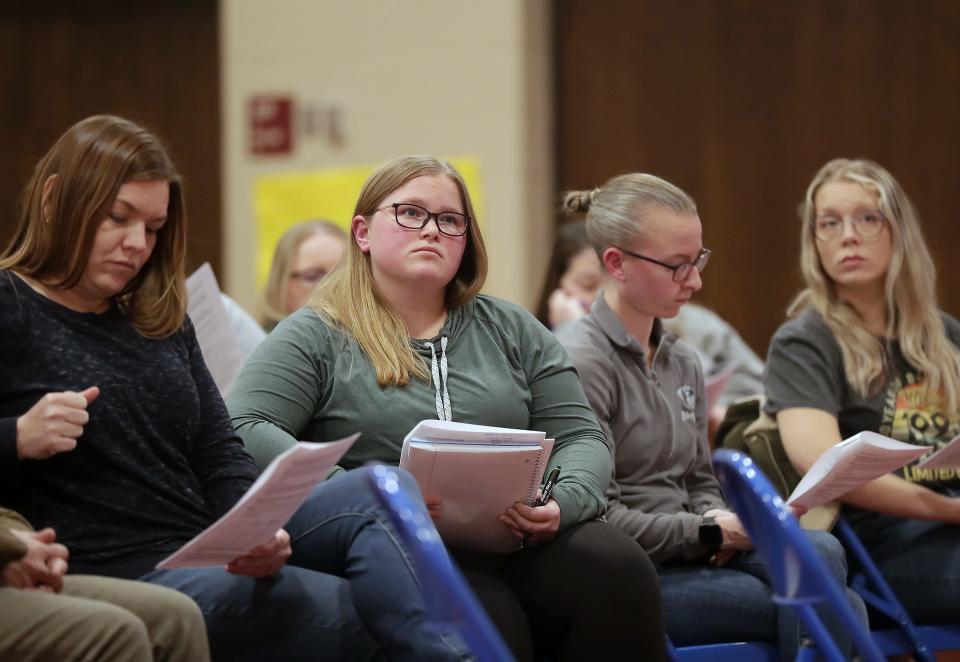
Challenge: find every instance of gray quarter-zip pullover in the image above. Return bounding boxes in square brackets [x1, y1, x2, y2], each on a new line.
[557, 292, 726, 562]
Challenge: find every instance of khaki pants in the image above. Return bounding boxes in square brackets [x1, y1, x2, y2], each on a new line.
[0, 575, 210, 662]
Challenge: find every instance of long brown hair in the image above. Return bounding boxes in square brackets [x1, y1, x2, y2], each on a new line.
[0, 115, 187, 337]
[309, 156, 488, 386]
[535, 219, 590, 326]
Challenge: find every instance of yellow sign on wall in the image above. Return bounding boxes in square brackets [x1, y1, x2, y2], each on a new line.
[253, 157, 484, 287]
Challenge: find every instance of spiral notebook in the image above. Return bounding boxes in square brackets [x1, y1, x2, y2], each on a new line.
[400, 420, 555, 554]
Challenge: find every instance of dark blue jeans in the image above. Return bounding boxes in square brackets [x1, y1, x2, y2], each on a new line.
[849, 506, 960, 626]
[141, 468, 468, 661]
[659, 529, 868, 661]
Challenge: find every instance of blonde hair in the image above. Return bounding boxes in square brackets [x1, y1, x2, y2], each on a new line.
[309, 156, 488, 386]
[259, 219, 345, 329]
[790, 158, 960, 413]
[562, 173, 697, 257]
[0, 115, 187, 337]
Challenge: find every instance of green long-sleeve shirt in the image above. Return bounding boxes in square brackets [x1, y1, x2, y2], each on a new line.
[227, 294, 611, 531]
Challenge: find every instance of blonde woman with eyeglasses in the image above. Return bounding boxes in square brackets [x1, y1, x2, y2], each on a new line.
[764, 158, 960, 626]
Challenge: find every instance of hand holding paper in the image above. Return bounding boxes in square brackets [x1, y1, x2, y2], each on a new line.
[157, 434, 358, 569]
[226, 528, 292, 577]
[400, 420, 554, 553]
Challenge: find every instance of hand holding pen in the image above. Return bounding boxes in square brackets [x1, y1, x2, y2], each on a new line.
[516, 466, 562, 551]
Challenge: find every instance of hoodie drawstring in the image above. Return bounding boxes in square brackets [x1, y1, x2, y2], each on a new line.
[428, 337, 452, 421]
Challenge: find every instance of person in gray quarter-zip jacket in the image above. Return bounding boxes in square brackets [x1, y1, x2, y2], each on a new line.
[556, 172, 867, 660]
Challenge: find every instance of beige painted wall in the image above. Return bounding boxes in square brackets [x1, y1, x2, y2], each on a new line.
[221, 0, 553, 314]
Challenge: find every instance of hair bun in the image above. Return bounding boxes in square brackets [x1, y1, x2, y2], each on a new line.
[560, 188, 598, 214]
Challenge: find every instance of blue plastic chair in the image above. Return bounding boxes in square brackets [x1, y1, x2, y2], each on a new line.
[711, 449, 886, 662]
[832, 518, 960, 660]
[364, 465, 516, 662]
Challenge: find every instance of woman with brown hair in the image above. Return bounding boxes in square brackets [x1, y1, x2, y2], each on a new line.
[535, 219, 601, 328]
[229, 155, 665, 661]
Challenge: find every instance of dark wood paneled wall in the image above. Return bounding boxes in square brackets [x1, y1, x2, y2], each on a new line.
[0, 0, 221, 275]
[556, 0, 960, 356]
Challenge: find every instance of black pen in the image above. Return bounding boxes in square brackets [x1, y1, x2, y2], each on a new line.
[519, 466, 561, 551]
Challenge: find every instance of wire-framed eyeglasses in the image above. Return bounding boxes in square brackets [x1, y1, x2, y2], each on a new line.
[378, 203, 471, 237]
[812, 209, 886, 242]
[619, 247, 711, 282]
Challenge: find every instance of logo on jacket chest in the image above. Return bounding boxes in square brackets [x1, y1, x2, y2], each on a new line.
[677, 384, 697, 422]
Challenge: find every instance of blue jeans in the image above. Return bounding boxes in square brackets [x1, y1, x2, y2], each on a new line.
[141, 468, 468, 662]
[660, 529, 868, 661]
[849, 507, 960, 625]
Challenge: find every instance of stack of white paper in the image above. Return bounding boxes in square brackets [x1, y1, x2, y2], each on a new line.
[400, 420, 554, 554]
[186, 263, 242, 395]
[787, 431, 927, 509]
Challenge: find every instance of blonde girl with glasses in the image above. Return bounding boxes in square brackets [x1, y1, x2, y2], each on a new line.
[228, 155, 666, 661]
[556, 172, 867, 658]
[764, 158, 960, 626]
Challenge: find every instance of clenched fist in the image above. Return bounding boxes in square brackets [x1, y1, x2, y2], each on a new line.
[16, 386, 100, 460]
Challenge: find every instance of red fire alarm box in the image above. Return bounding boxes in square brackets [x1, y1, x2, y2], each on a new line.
[249, 95, 294, 156]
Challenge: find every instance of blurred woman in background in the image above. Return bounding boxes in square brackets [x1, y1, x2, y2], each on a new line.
[259, 219, 345, 330]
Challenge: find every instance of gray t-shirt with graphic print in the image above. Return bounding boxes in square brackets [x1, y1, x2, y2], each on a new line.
[764, 307, 960, 492]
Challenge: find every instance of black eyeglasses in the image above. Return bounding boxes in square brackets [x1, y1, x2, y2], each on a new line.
[378, 203, 471, 237]
[619, 247, 711, 282]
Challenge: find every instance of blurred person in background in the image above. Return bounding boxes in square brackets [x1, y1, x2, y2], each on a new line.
[765, 158, 960, 627]
[259, 220, 346, 331]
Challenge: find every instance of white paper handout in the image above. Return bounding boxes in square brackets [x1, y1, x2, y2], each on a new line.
[186, 263, 242, 395]
[401, 419, 548, 447]
[157, 434, 358, 569]
[787, 431, 927, 509]
[400, 420, 555, 554]
[914, 434, 960, 470]
[704, 367, 734, 414]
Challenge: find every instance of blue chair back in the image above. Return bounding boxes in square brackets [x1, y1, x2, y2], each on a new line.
[365, 465, 515, 662]
[712, 449, 885, 662]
